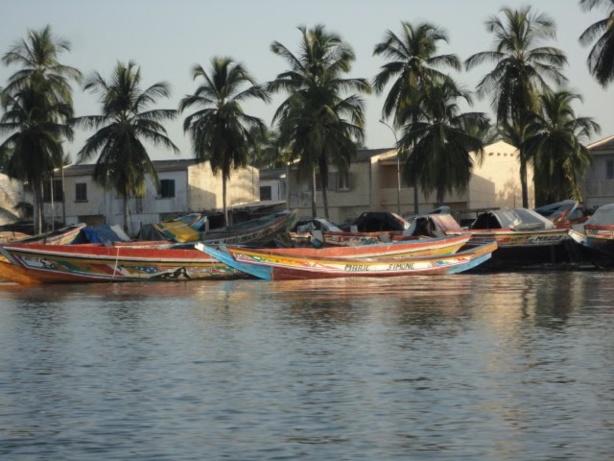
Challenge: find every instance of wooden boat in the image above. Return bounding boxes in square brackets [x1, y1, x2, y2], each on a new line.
[430, 209, 576, 266]
[534, 200, 589, 229]
[154, 209, 298, 244]
[0, 242, 244, 284]
[0, 223, 86, 245]
[260, 234, 471, 259]
[195, 241, 497, 281]
[568, 203, 614, 261]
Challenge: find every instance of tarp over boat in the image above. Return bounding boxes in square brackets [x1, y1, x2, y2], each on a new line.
[71, 224, 132, 244]
[470, 208, 555, 231]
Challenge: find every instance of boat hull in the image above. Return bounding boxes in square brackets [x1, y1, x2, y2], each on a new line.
[0, 243, 243, 284]
[197, 242, 497, 281]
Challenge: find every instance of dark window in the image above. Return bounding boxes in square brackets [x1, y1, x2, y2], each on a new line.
[159, 179, 175, 198]
[75, 183, 87, 201]
[607, 160, 614, 180]
[260, 185, 272, 201]
[43, 179, 63, 202]
[315, 172, 351, 191]
[337, 171, 350, 191]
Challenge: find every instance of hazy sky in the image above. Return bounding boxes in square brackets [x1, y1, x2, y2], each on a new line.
[0, 0, 610, 161]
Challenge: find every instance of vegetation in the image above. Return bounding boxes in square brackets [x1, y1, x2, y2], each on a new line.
[466, 6, 568, 208]
[71, 60, 179, 233]
[398, 78, 488, 206]
[0, 25, 81, 233]
[580, 0, 614, 86]
[525, 90, 600, 203]
[269, 25, 370, 219]
[373, 21, 462, 213]
[180, 57, 270, 226]
[0, 7, 608, 226]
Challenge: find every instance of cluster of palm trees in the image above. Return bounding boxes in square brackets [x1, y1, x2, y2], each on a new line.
[1, 3, 612, 234]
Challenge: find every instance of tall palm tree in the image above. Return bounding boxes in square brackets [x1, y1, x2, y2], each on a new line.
[373, 21, 461, 124]
[0, 25, 81, 233]
[0, 84, 73, 232]
[248, 127, 292, 169]
[180, 57, 270, 226]
[525, 90, 600, 203]
[398, 78, 489, 207]
[72, 61, 179, 234]
[270, 24, 370, 219]
[466, 6, 567, 208]
[579, 0, 614, 86]
[373, 21, 460, 213]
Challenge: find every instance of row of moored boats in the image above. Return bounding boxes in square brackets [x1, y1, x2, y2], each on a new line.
[0, 200, 612, 284]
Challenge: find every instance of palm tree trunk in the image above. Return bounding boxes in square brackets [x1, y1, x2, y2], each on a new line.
[123, 194, 130, 234]
[223, 176, 228, 227]
[520, 155, 529, 208]
[436, 188, 445, 208]
[61, 165, 66, 225]
[310, 169, 317, 218]
[34, 180, 43, 235]
[321, 177, 330, 220]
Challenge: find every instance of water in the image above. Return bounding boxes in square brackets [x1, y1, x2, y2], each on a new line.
[0, 271, 613, 461]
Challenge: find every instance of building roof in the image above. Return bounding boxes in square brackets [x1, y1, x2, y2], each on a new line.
[61, 158, 200, 176]
[259, 168, 286, 181]
[588, 135, 614, 153]
[356, 148, 396, 162]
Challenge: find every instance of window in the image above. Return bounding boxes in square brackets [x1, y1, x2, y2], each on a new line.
[158, 179, 175, 198]
[75, 183, 87, 202]
[43, 179, 64, 202]
[607, 160, 614, 180]
[260, 185, 272, 201]
[336, 171, 351, 191]
[315, 172, 351, 191]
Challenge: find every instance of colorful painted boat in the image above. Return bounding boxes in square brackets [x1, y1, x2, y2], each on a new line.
[195, 241, 497, 280]
[0, 242, 243, 284]
[0, 223, 86, 245]
[569, 203, 614, 260]
[154, 209, 298, 244]
[426, 209, 576, 266]
[258, 234, 471, 259]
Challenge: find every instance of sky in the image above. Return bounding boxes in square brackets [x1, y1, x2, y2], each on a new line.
[0, 0, 610, 161]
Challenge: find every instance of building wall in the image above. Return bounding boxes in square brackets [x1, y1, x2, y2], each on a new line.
[287, 160, 375, 224]
[285, 142, 528, 224]
[53, 161, 258, 234]
[584, 148, 614, 209]
[467, 140, 531, 209]
[0, 173, 25, 224]
[187, 162, 258, 211]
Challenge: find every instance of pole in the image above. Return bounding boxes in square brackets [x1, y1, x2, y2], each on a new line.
[379, 120, 401, 214]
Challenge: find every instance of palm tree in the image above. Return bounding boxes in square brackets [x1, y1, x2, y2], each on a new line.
[398, 78, 489, 207]
[72, 61, 179, 234]
[373, 21, 460, 213]
[373, 21, 461, 124]
[525, 90, 600, 203]
[579, 0, 614, 86]
[0, 25, 81, 233]
[270, 24, 370, 219]
[465, 6, 567, 208]
[180, 57, 270, 226]
[248, 127, 292, 169]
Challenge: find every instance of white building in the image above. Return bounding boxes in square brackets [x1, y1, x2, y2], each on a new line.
[287, 140, 531, 224]
[584, 135, 614, 209]
[0, 173, 26, 225]
[43, 159, 259, 235]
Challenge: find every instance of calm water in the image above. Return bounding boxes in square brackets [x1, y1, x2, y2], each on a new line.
[0, 271, 613, 461]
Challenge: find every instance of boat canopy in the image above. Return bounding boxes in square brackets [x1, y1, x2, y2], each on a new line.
[471, 208, 555, 231]
[583, 203, 614, 226]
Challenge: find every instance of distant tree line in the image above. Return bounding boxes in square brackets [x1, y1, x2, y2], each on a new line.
[1, 2, 612, 232]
